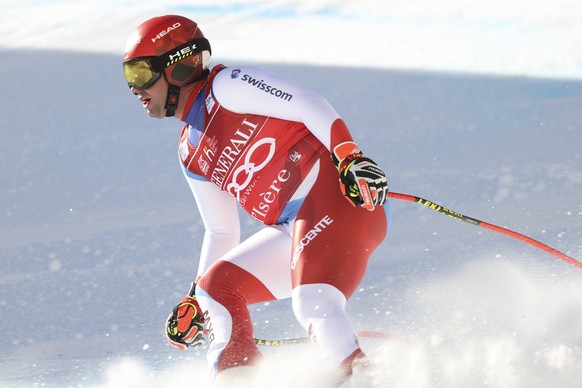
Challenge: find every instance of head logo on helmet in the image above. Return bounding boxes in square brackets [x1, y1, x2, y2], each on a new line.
[151, 22, 182, 43]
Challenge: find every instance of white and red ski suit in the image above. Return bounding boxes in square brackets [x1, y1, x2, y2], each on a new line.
[177, 64, 388, 378]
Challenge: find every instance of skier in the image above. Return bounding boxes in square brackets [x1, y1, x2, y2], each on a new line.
[123, 14, 389, 385]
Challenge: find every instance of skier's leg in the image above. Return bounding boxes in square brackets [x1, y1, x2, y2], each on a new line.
[196, 224, 293, 379]
[291, 157, 388, 375]
[292, 283, 363, 368]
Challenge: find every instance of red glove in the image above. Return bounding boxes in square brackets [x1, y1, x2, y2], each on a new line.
[165, 285, 205, 350]
[333, 142, 388, 211]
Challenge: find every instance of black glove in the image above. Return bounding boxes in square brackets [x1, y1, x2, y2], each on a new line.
[165, 283, 206, 350]
[333, 142, 388, 211]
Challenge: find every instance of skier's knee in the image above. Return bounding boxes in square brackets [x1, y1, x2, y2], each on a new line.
[197, 260, 248, 303]
[291, 283, 347, 324]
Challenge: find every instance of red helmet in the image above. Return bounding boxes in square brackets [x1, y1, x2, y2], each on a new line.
[123, 15, 211, 88]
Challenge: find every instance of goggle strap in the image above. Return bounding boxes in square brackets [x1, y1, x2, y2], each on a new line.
[152, 38, 212, 71]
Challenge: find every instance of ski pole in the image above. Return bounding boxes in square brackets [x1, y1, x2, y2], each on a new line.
[254, 331, 393, 347]
[387, 192, 582, 270]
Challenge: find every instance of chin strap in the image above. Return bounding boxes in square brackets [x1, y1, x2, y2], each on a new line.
[165, 84, 181, 117]
[164, 69, 211, 117]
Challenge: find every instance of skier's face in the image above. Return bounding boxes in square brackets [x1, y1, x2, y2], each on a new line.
[129, 76, 169, 119]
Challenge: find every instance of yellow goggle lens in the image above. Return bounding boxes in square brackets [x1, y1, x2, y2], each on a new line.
[123, 59, 161, 90]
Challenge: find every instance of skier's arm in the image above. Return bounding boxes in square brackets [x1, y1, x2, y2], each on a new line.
[213, 66, 388, 210]
[212, 66, 354, 152]
[183, 173, 241, 279]
[165, 171, 239, 350]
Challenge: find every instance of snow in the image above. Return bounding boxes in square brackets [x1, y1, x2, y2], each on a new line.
[1, 1, 581, 387]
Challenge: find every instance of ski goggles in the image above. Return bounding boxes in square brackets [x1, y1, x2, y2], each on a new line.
[123, 38, 212, 90]
[123, 57, 162, 90]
